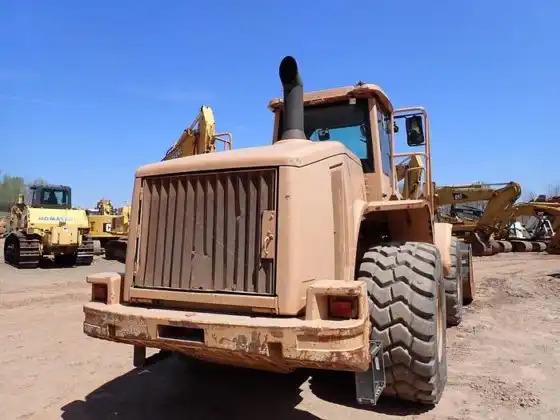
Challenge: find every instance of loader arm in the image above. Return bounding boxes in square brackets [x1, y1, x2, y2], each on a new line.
[162, 106, 233, 160]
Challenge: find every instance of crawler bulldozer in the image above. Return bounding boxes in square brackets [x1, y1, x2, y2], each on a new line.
[83, 56, 473, 405]
[4, 184, 93, 268]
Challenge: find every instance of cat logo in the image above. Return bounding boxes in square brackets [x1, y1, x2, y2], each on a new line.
[452, 192, 467, 200]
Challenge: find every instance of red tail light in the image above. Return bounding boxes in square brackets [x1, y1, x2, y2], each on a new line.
[328, 296, 358, 319]
[92, 283, 108, 303]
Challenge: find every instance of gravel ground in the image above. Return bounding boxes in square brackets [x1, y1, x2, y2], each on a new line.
[1, 241, 559, 419]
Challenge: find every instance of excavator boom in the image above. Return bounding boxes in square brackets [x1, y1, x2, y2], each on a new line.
[436, 181, 521, 234]
[163, 106, 232, 160]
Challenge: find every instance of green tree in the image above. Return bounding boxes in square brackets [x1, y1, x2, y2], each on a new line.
[0, 173, 26, 212]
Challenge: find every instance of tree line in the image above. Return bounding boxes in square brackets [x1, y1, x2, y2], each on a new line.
[0, 172, 48, 212]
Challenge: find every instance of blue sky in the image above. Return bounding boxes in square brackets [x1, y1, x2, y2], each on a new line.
[1, 1, 559, 207]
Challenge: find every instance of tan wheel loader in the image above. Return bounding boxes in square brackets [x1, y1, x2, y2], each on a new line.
[83, 56, 469, 405]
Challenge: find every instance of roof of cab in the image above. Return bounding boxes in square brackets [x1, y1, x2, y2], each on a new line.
[268, 83, 393, 113]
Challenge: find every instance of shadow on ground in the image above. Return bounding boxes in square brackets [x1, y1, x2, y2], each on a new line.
[62, 355, 432, 419]
[62, 355, 318, 420]
[308, 370, 432, 416]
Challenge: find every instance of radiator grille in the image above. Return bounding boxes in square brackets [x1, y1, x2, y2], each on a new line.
[134, 168, 277, 295]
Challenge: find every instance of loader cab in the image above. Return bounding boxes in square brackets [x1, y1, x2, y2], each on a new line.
[30, 185, 72, 209]
[270, 84, 433, 203]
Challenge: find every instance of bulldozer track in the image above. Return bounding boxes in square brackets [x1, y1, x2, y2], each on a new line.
[4, 232, 41, 268]
[75, 237, 94, 265]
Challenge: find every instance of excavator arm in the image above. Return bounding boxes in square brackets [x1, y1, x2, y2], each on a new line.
[163, 106, 232, 160]
[435, 182, 521, 255]
[436, 182, 521, 233]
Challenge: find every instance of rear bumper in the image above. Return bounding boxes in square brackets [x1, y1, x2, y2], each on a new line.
[83, 276, 371, 373]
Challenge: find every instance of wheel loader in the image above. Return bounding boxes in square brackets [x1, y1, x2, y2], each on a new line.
[83, 56, 473, 405]
[4, 184, 93, 268]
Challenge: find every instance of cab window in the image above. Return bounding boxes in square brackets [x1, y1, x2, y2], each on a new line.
[33, 188, 71, 208]
[303, 100, 374, 172]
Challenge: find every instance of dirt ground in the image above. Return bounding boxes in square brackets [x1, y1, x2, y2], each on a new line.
[1, 240, 560, 420]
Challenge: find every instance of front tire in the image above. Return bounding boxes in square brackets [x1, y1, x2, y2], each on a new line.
[358, 242, 447, 404]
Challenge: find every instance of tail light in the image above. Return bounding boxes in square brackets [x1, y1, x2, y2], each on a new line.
[328, 296, 359, 319]
[92, 283, 108, 303]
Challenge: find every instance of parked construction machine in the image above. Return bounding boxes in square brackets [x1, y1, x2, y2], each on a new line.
[83, 56, 473, 405]
[103, 205, 131, 262]
[435, 182, 521, 256]
[435, 182, 560, 255]
[86, 199, 131, 259]
[4, 184, 93, 268]
[510, 202, 560, 253]
[162, 105, 232, 160]
[87, 199, 117, 252]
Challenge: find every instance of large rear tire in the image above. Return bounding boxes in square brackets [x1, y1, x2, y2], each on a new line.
[358, 242, 447, 404]
[444, 237, 463, 326]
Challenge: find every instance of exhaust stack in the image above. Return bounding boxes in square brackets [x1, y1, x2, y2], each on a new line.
[279, 56, 306, 140]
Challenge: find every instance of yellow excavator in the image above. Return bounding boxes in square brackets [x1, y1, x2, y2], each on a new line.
[162, 105, 232, 160]
[104, 105, 233, 262]
[435, 182, 521, 256]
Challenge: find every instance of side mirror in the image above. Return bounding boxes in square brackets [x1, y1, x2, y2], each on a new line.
[405, 115, 425, 146]
[318, 128, 330, 141]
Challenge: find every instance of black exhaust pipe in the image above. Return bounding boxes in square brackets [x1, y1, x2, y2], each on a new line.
[279, 56, 306, 140]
